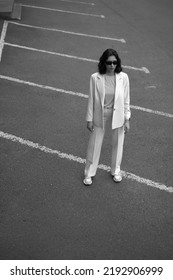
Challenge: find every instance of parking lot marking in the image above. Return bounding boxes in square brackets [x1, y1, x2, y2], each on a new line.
[0, 21, 8, 62]
[4, 42, 102, 63]
[9, 21, 126, 43]
[22, 4, 105, 18]
[126, 66, 150, 74]
[0, 130, 172, 193]
[145, 85, 157, 89]
[130, 105, 173, 118]
[0, 74, 88, 98]
[5, 42, 149, 73]
[0, 74, 173, 118]
[57, 0, 95, 5]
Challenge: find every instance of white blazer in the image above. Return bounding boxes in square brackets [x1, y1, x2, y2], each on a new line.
[86, 72, 131, 129]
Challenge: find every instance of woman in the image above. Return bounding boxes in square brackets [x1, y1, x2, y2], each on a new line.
[83, 49, 131, 186]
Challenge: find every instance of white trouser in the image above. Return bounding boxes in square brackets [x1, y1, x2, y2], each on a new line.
[84, 108, 125, 178]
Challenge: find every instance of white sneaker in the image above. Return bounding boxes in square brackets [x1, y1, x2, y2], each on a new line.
[112, 173, 122, 183]
[83, 177, 92, 186]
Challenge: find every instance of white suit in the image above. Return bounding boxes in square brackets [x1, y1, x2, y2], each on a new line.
[85, 71, 131, 177]
[86, 72, 131, 128]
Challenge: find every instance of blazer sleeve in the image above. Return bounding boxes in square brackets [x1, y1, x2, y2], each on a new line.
[124, 74, 131, 121]
[86, 75, 94, 122]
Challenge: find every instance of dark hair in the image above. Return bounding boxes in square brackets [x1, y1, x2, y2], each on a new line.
[98, 49, 122, 74]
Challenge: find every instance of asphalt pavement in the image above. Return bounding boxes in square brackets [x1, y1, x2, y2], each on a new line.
[0, 0, 173, 260]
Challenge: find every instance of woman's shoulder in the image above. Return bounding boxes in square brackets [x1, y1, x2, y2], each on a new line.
[119, 71, 129, 82]
[120, 71, 128, 78]
[91, 72, 102, 79]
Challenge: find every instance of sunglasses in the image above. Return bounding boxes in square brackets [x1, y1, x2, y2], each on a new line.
[105, 60, 117, 65]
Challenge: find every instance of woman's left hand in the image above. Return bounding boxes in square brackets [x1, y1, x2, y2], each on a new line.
[124, 120, 130, 134]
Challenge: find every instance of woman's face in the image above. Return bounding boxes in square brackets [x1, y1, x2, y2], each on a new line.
[105, 55, 117, 74]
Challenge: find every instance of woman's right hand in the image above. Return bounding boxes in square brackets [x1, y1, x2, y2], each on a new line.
[87, 121, 94, 132]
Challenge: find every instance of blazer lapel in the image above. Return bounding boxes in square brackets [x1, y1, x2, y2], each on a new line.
[115, 73, 123, 102]
[96, 73, 123, 107]
[96, 74, 105, 108]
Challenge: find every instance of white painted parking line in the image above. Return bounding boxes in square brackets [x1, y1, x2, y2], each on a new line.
[4, 42, 149, 74]
[0, 21, 8, 62]
[145, 85, 157, 89]
[126, 66, 150, 74]
[130, 105, 173, 118]
[22, 4, 105, 18]
[0, 74, 173, 118]
[0, 130, 172, 193]
[0, 74, 88, 98]
[4, 42, 101, 63]
[8, 21, 126, 43]
[57, 0, 95, 5]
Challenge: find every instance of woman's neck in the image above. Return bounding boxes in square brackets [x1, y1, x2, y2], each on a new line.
[105, 72, 115, 76]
